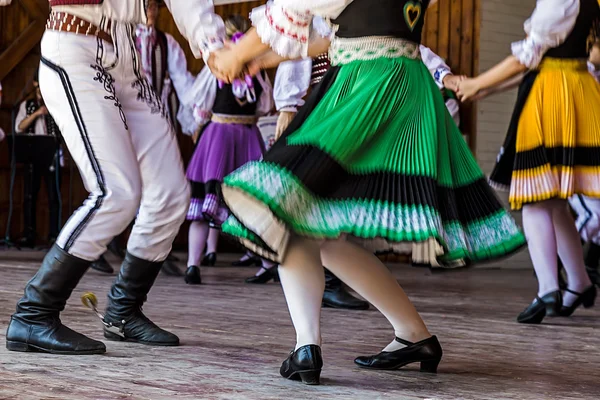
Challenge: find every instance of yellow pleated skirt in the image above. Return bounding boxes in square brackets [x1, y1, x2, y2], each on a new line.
[509, 58, 600, 210]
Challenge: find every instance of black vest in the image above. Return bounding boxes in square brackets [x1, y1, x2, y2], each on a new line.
[333, 0, 430, 43]
[545, 0, 600, 59]
[212, 74, 265, 116]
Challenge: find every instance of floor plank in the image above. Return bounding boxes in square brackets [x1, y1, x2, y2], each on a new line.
[0, 252, 599, 399]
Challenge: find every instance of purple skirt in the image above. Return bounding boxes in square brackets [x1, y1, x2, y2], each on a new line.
[186, 121, 265, 223]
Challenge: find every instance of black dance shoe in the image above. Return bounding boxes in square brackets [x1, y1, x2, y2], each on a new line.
[201, 253, 217, 267]
[354, 336, 442, 372]
[185, 266, 202, 285]
[232, 256, 262, 267]
[517, 290, 562, 324]
[280, 345, 323, 385]
[586, 266, 600, 287]
[558, 286, 597, 317]
[90, 256, 114, 274]
[245, 267, 280, 284]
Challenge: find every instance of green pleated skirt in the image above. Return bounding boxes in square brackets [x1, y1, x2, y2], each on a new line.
[221, 55, 526, 265]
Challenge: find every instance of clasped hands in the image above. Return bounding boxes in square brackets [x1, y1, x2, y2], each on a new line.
[207, 43, 260, 84]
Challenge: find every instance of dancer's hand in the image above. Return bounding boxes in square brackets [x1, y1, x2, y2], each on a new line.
[457, 78, 481, 102]
[212, 47, 245, 83]
[276, 111, 296, 139]
[443, 74, 466, 92]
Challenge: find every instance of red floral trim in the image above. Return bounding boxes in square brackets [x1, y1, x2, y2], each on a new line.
[265, 5, 308, 44]
[282, 9, 310, 28]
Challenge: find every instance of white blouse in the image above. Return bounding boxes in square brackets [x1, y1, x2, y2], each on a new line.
[273, 58, 312, 112]
[179, 67, 274, 135]
[511, 0, 581, 69]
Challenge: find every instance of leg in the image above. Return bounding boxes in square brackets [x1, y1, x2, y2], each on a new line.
[7, 32, 141, 354]
[517, 201, 563, 323]
[278, 235, 325, 350]
[552, 200, 594, 308]
[185, 220, 209, 284]
[200, 228, 219, 266]
[102, 59, 190, 345]
[320, 239, 430, 349]
[320, 239, 441, 372]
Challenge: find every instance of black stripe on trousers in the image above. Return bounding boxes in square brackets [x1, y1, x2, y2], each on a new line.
[41, 57, 107, 251]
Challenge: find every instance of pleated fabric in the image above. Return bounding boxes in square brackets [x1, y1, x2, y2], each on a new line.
[491, 58, 600, 210]
[186, 121, 265, 224]
[220, 56, 526, 265]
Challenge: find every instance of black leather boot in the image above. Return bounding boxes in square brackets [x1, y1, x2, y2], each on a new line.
[103, 253, 179, 346]
[6, 245, 106, 354]
[322, 269, 369, 310]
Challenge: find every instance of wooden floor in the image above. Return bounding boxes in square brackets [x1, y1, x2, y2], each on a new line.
[0, 251, 599, 399]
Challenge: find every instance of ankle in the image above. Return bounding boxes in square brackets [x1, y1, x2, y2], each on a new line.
[394, 328, 431, 344]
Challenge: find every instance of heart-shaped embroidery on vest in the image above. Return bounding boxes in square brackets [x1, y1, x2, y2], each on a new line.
[404, 1, 422, 32]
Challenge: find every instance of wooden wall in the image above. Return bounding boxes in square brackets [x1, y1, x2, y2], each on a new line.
[0, 0, 479, 250]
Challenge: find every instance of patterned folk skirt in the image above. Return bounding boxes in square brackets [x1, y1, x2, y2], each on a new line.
[220, 54, 525, 265]
[490, 58, 600, 210]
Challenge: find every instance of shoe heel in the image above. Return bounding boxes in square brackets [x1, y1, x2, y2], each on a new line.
[104, 330, 125, 342]
[583, 296, 595, 308]
[6, 340, 33, 352]
[420, 359, 440, 373]
[298, 370, 321, 385]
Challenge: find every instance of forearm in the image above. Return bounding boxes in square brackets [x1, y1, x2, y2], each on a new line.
[307, 37, 331, 58]
[233, 28, 272, 65]
[17, 114, 38, 133]
[256, 51, 293, 70]
[474, 56, 528, 91]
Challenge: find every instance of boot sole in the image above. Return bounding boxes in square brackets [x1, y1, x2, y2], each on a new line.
[104, 331, 179, 346]
[6, 340, 106, 355]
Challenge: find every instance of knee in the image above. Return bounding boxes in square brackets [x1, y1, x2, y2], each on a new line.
[104, 184, 142, 222]
[149, 180, 191, 221]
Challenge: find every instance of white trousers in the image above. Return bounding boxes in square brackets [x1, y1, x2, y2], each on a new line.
[39, 26, 190, 262]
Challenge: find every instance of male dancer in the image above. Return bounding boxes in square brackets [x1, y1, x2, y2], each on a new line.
[6, 0, 225, 355]
[90, 0, 196, 276]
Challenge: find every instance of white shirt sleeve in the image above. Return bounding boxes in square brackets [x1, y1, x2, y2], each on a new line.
[274, 58, 312, 112]
[256, 73, 275, 117]
[250, 0, 352, 58]
[162, 0, 225, 61]
[511, 0, 580, 69]
[166, 33, 195, 100]
[419, 45, 453, 89]
[177, 66, 217, 135]
[15, 102, 28, 134]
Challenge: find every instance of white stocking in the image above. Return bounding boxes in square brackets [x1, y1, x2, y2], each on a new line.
[278, 235, 325, 350]
[552, 200, 592, 306]
[187, 221, 209, 267]
[522, 202, 559, 297]
[206, 228, 219, 254]
[320, 239, 431, 352]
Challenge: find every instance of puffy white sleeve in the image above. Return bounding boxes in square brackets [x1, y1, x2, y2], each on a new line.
[163, 0, 225, 61]
[511, 0, 580, 69]
[250, 0, 352, 58]
[177, 66, 216, 135]
[166, 34, 195, 100]
[256, 72, 275, 117]
[274, 58, 312, 112]
[419, 45, 453, 89]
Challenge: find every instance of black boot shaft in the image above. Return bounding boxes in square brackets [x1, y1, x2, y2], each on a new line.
[104, 252, 179, 346]
[7, 245, 106, 354]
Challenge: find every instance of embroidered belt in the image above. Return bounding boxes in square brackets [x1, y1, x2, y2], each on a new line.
[211, 114, 257, 125]
[46, 12, 112, 45]
[538, 57, 588, 72]
[329, 36, 421, 66]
